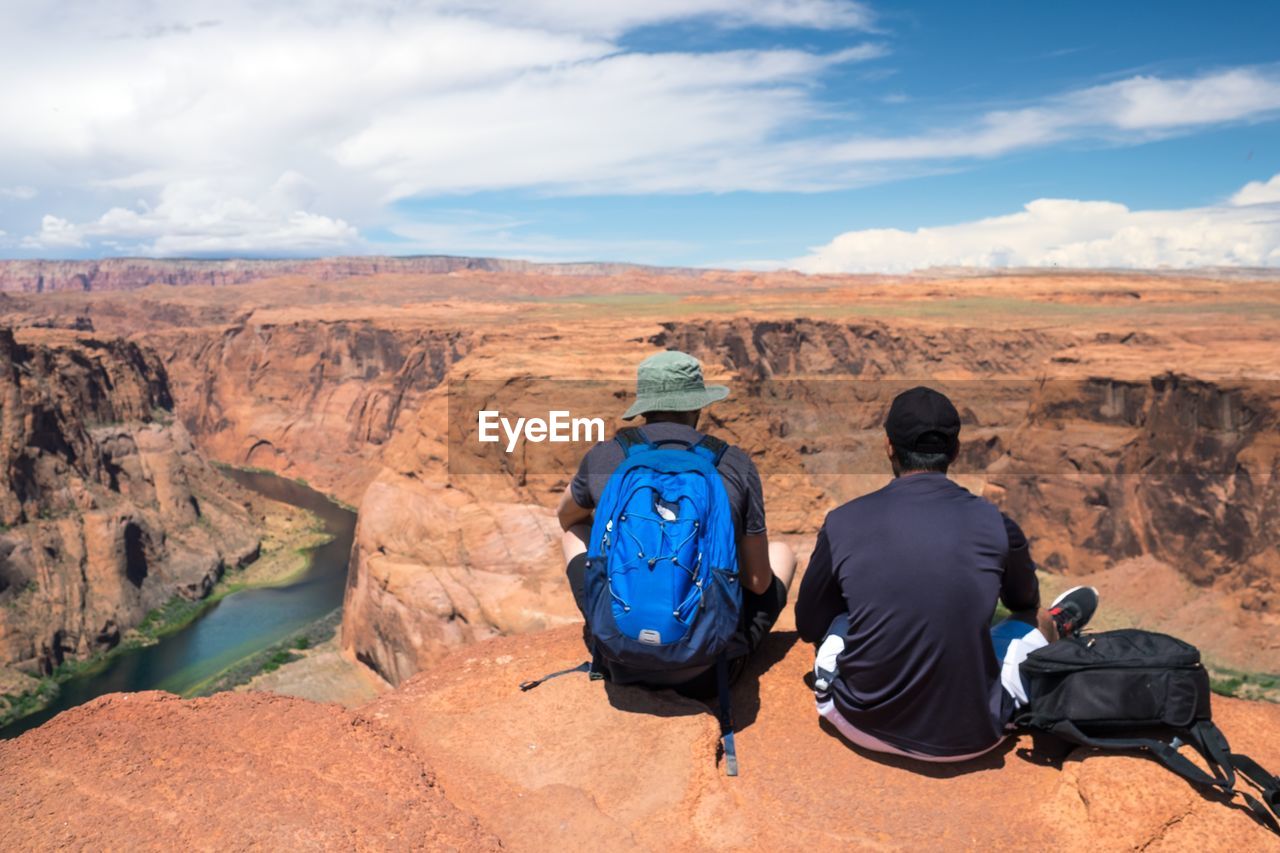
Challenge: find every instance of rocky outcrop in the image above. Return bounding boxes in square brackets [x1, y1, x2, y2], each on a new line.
[990, 376, 1280, 593]
[155, 320, 471, 505]
[658, 318, 1280, 613]
[342, 473, 576, 685]
[0, 329, 259, 677]
[346, 315, 1280, 689]
[374, 625, 1280, 851]
[0, 690, 499, 851]
[653, 317, 1059, 378]
[4, 625, 1279, 850]
[0, 256, 703, 293]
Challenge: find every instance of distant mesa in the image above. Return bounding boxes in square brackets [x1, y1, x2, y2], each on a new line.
[0, 256, 707, 293]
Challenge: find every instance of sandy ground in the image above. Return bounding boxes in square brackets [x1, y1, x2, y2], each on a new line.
[239, 636, 389, 706]
[231, 489, 334, 588]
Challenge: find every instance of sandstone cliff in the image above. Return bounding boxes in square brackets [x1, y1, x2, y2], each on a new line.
[0, 256, 703, 293]
[0, 329, 259, 686]
[4, 624, 1279, 851]
[343, 310, 1280, 689]
[3, 268, 1276, 702]
[151, 320, 470, 504]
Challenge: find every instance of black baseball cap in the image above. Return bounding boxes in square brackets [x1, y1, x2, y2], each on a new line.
[884, 386, 961, 454]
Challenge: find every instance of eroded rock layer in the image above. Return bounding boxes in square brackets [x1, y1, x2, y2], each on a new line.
[3, 270, 1277, 690]
[0, 256, 702, 293]
[345, 308, 1279, 687]
[0, 329, 258, 677]
[153, 320, 470, 504]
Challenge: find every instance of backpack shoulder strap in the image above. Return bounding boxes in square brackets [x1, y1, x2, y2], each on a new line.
[716, 653, 739, 777]
[1046, 719, 1280, 835]
[1046, 719, 1233, 789]
[1230, 750, 1280, 832]
[691, 433, 729, 466]
[615, 427, 654, 458]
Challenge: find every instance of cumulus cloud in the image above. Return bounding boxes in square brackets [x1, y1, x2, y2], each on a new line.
[0, 0, 887, 255]
[3, 0, 1280, 257]
[22, 176, 359, 255]
[1232, 174, 1280, 206]
[791, 173, 1280, 272]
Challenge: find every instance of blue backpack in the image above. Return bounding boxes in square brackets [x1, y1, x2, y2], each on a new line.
[582, 427, 742, 675]
[521, 426, 745, 774]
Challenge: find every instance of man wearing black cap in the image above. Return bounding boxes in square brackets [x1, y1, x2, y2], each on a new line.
[795, 386, 1098, 761]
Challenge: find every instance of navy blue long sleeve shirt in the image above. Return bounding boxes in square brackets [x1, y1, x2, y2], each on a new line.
[795, 473, 1040, 756]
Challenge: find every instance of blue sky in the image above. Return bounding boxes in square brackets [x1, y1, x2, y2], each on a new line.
[2, 1, 1279, 270]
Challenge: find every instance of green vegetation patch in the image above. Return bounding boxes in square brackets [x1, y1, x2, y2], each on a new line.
[1208, 665, 1280, 703]
[185, 608, 342, 697]
[0, 680, 59, 728]
[135, 594, 217, 643]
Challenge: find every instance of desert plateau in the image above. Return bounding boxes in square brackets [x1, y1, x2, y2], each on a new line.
[8, 0, 1280, 846]
[1, 258, 1278, 849]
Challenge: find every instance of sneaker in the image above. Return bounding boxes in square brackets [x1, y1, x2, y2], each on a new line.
[1049, 586, 1099, 639]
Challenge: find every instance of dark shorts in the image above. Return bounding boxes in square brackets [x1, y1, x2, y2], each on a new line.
[566, 552, 788, 700]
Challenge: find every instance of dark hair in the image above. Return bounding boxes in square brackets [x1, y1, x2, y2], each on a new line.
[893, 444, 952, 473]
[643, 410, 700, 426]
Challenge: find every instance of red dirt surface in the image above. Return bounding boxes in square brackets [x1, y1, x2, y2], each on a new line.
[367, 625, 1280, 852]
[4, 624, 1278, 851]
[0, 690, 499, 851]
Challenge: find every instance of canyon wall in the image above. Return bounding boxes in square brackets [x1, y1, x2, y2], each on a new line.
[340, 317, 1065, 686]
[665, 319, 1280, 606]
[152, 321, 470, 505]
[0, 256, 701, 293]
[340, 379, 579, 685]
[0, 329, 259, 679]
[4, 270, 1274, 692]
[342, 315, 1280, 686]
[990, 375, 1280, 608]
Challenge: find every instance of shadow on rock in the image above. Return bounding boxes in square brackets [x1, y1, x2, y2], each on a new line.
[601, 631, 801, 730]
[817, 716, 1020, 778]
[731, 629, 800, 733]
[602, 680, 707, 718]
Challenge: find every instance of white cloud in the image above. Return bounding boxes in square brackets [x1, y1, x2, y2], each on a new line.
[0, 186, 37, 200]
[0, 0, 885, 254]
[2, 1, 1280, 257]
[334, 46, 884, 198]
[826, 69, 1280, 164]
[22, 176, 359, 255]
[791, 172, 1280, 272]
[421, 0, 877, 35]
[1232, 174, 1280, 206]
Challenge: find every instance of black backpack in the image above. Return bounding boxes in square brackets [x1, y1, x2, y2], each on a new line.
[1015, 628, 1280, 836]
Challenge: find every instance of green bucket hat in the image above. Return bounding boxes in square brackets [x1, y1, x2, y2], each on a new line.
[622, 350, 730, 420]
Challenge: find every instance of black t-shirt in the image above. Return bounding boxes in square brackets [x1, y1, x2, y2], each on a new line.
[569, 422, 767, 537]
[795, 472, 1040, 757]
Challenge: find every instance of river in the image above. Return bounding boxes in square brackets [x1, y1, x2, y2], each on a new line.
[1, 469, 355, 738]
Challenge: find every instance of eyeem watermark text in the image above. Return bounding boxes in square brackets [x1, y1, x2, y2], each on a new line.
[477, 410, 605, 452]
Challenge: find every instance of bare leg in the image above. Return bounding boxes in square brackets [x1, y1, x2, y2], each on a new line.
[561, 523, 590, 563]
[769, 540, 797, 591]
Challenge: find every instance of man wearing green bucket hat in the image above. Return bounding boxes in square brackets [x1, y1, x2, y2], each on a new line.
[556, 350, 796, 698]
